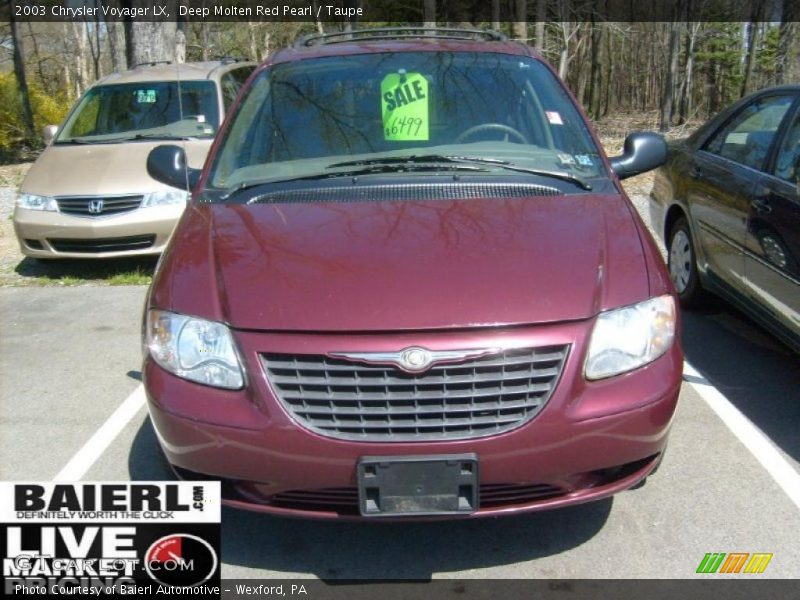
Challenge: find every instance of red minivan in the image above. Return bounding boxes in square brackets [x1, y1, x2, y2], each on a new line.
[143, 28, 682, 519]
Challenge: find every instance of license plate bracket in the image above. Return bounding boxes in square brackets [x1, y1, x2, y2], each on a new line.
[357, 454, 479, 517]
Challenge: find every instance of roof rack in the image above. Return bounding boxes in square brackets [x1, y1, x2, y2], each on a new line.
[214, 56, 247, 64]
[296, 27, 507, 47]
[134, 60, 172, 68]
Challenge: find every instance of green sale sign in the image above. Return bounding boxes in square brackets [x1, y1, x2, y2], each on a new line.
[380, 72, 429, 141]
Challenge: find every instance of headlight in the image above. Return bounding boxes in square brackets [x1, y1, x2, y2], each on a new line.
[584, 295, 676, 380]
[145, 309, 245, 389]
[141, 189, 189, 208]
[17, 193, 58, 211]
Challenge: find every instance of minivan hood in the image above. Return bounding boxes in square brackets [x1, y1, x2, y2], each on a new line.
[156, 193, 650, 331]
[21, 141, 211, 197]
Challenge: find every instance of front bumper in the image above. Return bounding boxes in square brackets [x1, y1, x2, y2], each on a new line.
[144, 321, 683, 519]
[13, 204, 185, 258]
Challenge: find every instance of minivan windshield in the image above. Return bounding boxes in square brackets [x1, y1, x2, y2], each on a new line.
[56, 81, 219, 143]
[209, 51, 605, 193]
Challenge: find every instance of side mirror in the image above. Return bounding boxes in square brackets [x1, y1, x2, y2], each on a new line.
[146, 144, 201, 191]
[42, 125, 58, 146]
[609, 132, 667, 180]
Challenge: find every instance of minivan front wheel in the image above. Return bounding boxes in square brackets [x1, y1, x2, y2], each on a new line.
[668, 217, 705, 308]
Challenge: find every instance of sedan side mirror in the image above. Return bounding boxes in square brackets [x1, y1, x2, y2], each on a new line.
[146, 144, 201, 191]
[42, 125, 58, 146]
[609, 132, 668, 180]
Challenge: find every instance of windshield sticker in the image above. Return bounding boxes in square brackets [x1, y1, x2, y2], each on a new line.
[576, 154, 594, 166]
[135, 89, 157, 103]
[557, 153, 576, 166]
[381, 72, 429, 141]
[545, 111, 564, 125]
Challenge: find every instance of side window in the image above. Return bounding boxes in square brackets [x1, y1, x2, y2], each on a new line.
[773, 109, 800, 186]
[233, 66, 254, 88]
[703, 95, 794, 171]
[221, 72, 239, 112]
[221, 67, 254, 112]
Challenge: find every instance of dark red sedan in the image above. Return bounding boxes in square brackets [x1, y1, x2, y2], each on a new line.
[143, 28, 682, 519]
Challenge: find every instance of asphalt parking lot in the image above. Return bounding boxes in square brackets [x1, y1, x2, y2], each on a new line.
[1, 195, 798, 580]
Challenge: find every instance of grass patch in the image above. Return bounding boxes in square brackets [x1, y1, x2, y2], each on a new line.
[10, 256, 157, 286]
[108, 268, 153, 286]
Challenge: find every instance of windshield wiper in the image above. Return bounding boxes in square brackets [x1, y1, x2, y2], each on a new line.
[328, 154, 592, 190]
[131, 133, 198, 141]
[221, 163, 488, 201]
[58, 133, 197, 145]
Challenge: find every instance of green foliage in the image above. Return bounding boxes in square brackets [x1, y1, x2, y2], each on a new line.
[694, 23, 744, 111]
[0, 73, 71, 163]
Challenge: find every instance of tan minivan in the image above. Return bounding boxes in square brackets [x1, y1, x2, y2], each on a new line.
[14, 60, 254, 259]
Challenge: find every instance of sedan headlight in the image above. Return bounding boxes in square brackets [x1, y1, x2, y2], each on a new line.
[17, 193, 58, 211]
[584, 295, 676, 380]
[145, 309, 244, 389]
[141, 189, 189, 208]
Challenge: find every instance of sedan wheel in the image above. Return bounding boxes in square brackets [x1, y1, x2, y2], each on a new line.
[668, 217, 705, 308]
[669, 229, 692, 293]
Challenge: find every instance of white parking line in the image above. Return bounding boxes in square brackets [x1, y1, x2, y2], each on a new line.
[53, 385, 146, 481]
[684, 361, 800, 511]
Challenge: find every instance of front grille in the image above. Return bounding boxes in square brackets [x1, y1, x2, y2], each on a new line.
[262, 345, 569, 441]
[56, 195, 143, 216]
[264, 483, 566, 515]
[48, 234, 155, 253]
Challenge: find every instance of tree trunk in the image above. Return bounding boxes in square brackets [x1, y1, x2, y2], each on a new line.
[534, 0, 546, 52]
[129, 22, 178, 66]
[660, 21, 681, 131]
[740, 3, 762, 99]
[513, 0, 527, 42]
[312, 0, 325, 34]
[558, 22, 571, 80]
[776, 0, 798, 85]
[677, 23, 698, 124]
[423, 0, 436, 28]
[70, 21, 89, 95]
[10, 10, 36, 141]
[248, 23, 260, 61]
[107, 21, 127, 73]
[589, 20, 603, 118]
[491, 0, 501, 32]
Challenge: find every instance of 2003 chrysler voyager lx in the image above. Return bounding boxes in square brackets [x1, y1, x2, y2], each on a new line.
[143, 28, 683, 519]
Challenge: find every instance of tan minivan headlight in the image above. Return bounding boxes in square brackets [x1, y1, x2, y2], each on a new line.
[17, 193, 58, 212]
[141, 190, 189, 208]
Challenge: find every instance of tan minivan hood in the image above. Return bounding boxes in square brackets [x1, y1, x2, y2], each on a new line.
[21, 140, 212, 197]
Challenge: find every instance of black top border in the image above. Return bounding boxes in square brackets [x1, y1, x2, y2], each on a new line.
[4, 0, 799, 24]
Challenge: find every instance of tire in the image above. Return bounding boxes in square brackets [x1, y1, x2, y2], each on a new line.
[667, 216, 706, 308]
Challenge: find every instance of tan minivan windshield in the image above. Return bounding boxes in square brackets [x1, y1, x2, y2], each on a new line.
[56, 81, 220, 143]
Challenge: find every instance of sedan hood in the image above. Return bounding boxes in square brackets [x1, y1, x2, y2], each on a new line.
[156, 194, 649, 331]
[21, 141, 211, 197]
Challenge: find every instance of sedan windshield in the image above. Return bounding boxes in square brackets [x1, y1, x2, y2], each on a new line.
[209, 51, 606, 193]
[56, 81, 219, 143]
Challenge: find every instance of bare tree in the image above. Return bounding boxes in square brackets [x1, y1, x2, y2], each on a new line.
[9, 8, 35, 140]
[491, 0, 501, 32]
[741, 2, 765, 97]
[534, 0, 546, 52]
[106, 21, 127, 73]
[423, 0, 436, 29]
[129, 22, 178, 66]
[513, 0, 527, 42]
[660, 21, 681, 131]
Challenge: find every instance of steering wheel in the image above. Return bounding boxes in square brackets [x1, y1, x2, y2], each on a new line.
[455, 123, 529, 144]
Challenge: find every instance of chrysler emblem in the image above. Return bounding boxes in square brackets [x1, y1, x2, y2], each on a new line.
[88, 199, 104, 214]
[329, 346, 501, 373]
[399, 347, 433, 372]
